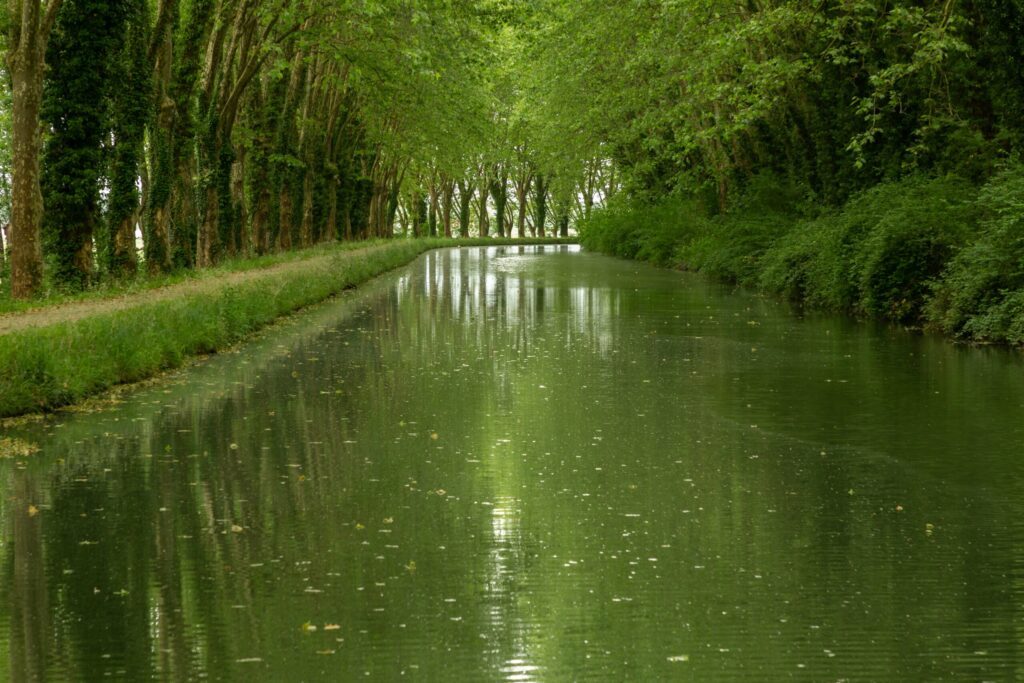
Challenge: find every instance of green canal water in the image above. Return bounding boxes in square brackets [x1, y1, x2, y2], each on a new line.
[2, 245, 1024, 681]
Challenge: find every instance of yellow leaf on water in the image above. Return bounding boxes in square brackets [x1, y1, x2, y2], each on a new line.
[324, 624, 341, 631]
[27, 505, 39, 517]
[301, 622, 317, 633]
[231, 525, 244, 533]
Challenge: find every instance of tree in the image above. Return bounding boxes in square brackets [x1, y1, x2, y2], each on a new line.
[42, 0, 129, 290]
[6, 0, 63, 298]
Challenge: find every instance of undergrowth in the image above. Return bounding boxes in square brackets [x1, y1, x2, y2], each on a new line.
[579, 169, 1023, 343]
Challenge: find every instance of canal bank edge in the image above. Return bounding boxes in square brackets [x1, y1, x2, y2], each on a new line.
[0, 238, 574, 420]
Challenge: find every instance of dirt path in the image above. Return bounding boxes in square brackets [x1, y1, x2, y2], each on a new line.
[0, 246, 378, 336]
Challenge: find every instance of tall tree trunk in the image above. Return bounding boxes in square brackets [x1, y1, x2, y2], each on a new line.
[107, 0, 149, 278]
[515, 173, 531, 239]
[251, 186, 270, 254]
[385, 181, 401, 237]
[477, 184, 489, 237]
[43, 0, 127, 289]
[457, 180, 472, 237]
[427, 182, 439, 237]
[534, 175, 548, 238]
[145, 90, 175, 273]
[231, 151, 246, 256]
[489, 172, 508, 237]
[411, 191, 424, 238]
[324, 175, 339, 242]
[300, 170, 314, 247]
[441, 179, 454, 238]
[278, 187, 293, 250]
[6, 0, 62, 298]
[196, 184, 218, 267]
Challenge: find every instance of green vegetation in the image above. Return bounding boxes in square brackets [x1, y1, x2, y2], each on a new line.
[0, 238, 570, 418]
[0, 0, 603, 302]
[2, 0, 1022, 343]
[579, 170, 1024, 344]
[555, 1, 1024, 346]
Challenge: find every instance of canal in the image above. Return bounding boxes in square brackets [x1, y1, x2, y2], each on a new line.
[2, 245, 1023, 680]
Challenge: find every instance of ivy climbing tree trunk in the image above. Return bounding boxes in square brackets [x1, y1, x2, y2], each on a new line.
[533, 175, 547, 238]
[441, 177, 454, 238]
[43, 0, 132, 289]
[107, 0, 151, 277]
[457, 179, 472, 237]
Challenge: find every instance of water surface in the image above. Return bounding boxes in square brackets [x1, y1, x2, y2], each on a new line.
[2, 245, 1023, 680]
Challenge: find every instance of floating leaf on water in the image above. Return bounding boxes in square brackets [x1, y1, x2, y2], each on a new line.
[27, 505, 39, 517]
[667, 655, 689, 663]
[301, 622, 317, 633]
[324, 624, 341, 631]
[235, 658, 262, 663]
[231, 524, 244, 533]
[229, 443, 239, 450]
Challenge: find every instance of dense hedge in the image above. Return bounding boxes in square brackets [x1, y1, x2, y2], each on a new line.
[579, 168, 1024, 345]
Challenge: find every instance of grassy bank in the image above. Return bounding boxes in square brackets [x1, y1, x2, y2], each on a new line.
[0, 238, 572, 418]
[579, 167, 1024, 347]
[0, 239, 391, 316]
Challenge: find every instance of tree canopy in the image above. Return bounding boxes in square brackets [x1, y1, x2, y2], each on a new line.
[1, 0, 1022, 297]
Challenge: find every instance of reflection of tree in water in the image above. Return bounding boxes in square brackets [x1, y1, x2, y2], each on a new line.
[5, 470, 50, 682]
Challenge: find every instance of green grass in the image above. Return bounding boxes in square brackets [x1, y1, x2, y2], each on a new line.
[0, 237, 573, 418]
[579, 170, 1024, 345]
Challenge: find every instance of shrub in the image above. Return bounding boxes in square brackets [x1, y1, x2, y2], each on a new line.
[577, 195, 704, 266]
[929, 165, 1024, 342]
[852, 175, 978, 323]
[757, 175, 978, 322]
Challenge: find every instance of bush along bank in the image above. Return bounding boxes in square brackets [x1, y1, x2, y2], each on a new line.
[0, 238, 573, 418]
[578, 167, 1024, 347]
